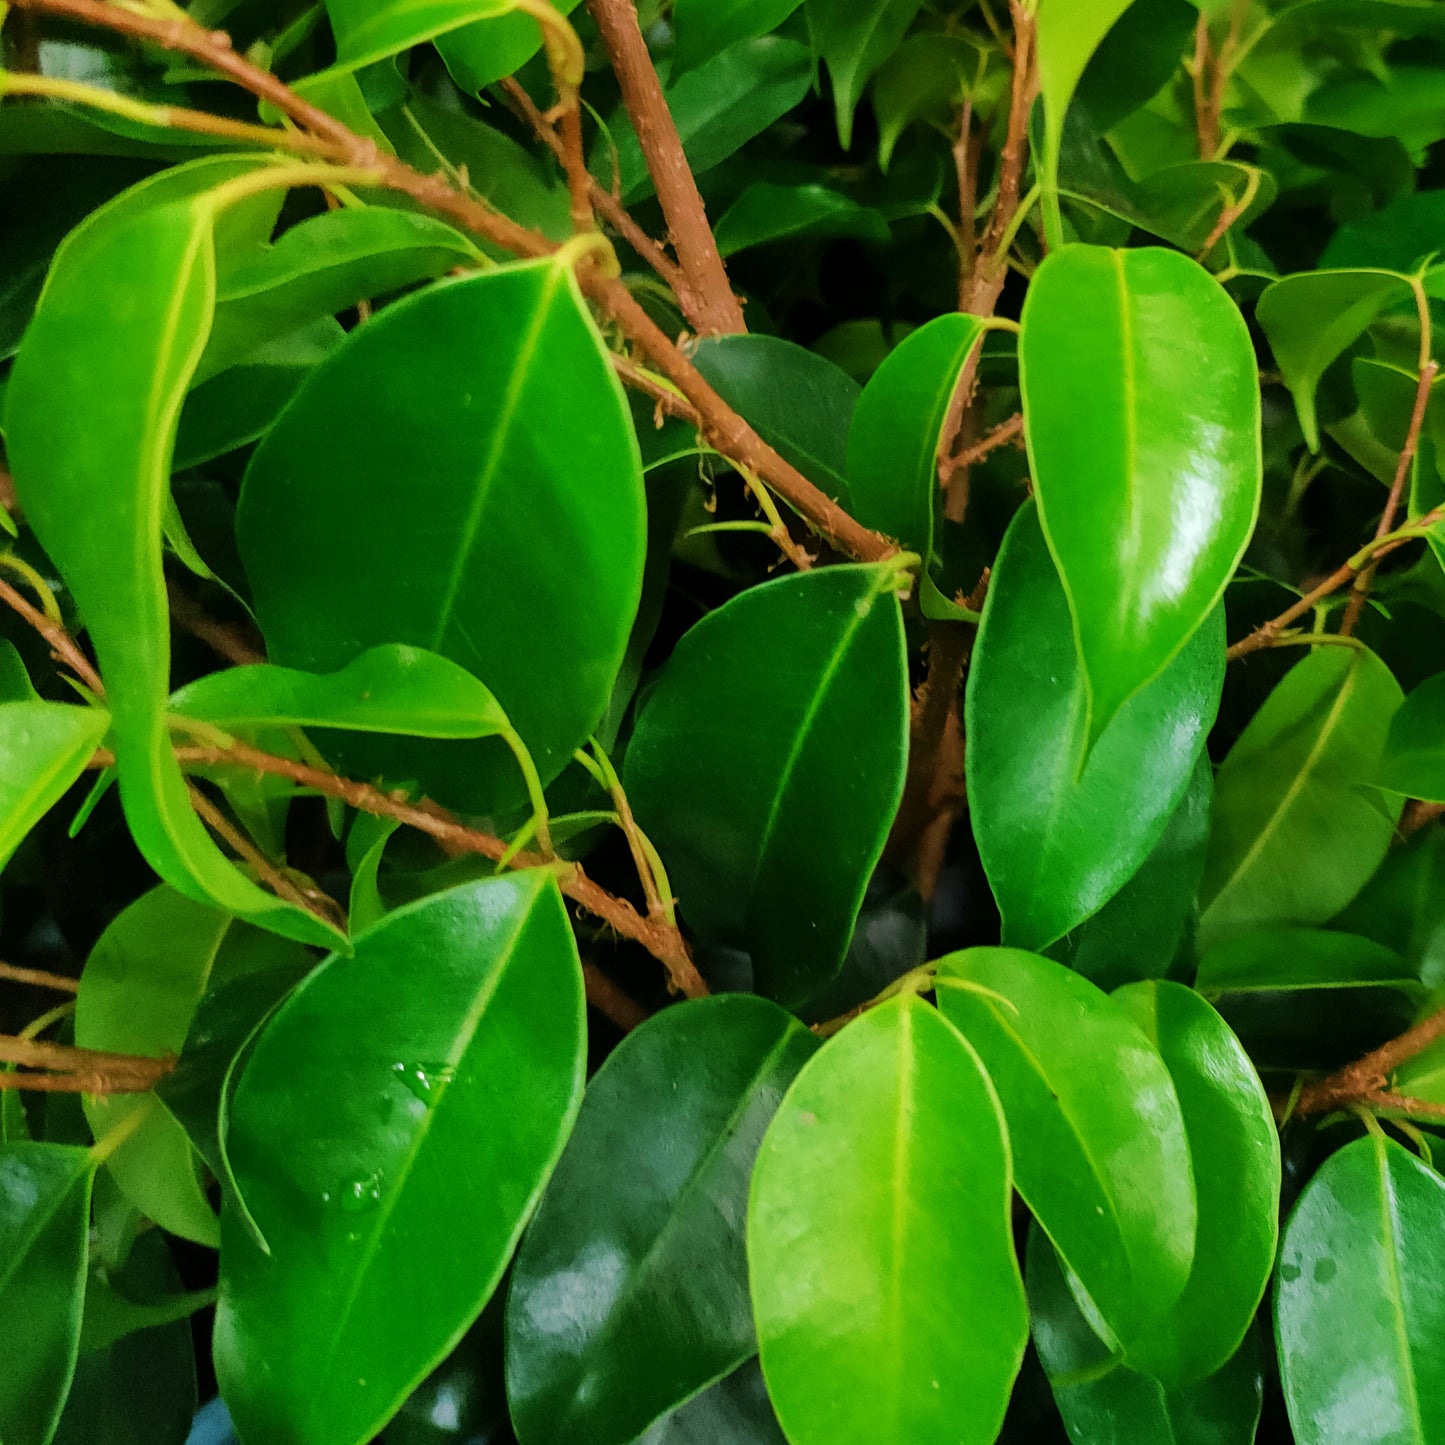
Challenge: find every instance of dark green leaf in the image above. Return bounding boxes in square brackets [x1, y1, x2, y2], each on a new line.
[967, 505, 1223, 950]
[1276, 1134, 1445, 1444]
[1334, 828, 1445, 989]
[936, 948, 1196, 1347]
[238, 259, 645, 813]
[506, 995, 817, 1445]
[672, 0, 805, 75]
[1322, 190, 1445, 271]
[636, 1359, 786, 1444]
[871, 33, 985, 171]
[1074, 0, 1198, 135]
[0, 1142, 95, 1445]
[713, 183, 889, 257]
[623, 564, 908, 1004]
[748, 995, 1026, 1444]
[805, 0, 927, 149]
[1380, 672, 1445, 802]
[1019, 245, 1259, 743]
[1200, 646, 1404, 943]
[215, 872, 585, 1445]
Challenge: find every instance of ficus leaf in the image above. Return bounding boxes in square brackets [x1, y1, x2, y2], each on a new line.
[805, 0, 928, 149]
[1019, 244, 1259, 744]
[1379, 671, 1445, 802]
[672, 0, 805, 74]
[747, 995, 1027, 1445]
[0, 701, 110, 873]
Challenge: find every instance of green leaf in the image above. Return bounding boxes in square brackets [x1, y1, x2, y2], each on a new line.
[4, 171, 341, 948]
[1380, 672, 1445, 802]
[1196, 927, 1425, 1070]
[847, 312, 988, 605]
[602, 38, 813, 203]
[0, 701, 110, 872]
[1074, 0, 1198, 135]
[1257, 268, 1418, 451]
[691, 334, 859, 505]
[966, 505, 1223, 950]
[871, 33, 984, 172]
[1322, 190, 1445, 272]
[672, 0, 805, 75]
[1276, 1134, 1445, 1444]
[1019, 245, 1259, 743]
[747, 995, 1026, 1444]
[215, 871, 585, 1445]
[1028, 1226, 1266, 1445]
[238, 258, 645, 814]
[321, 0, 564, 76]
[623, 564, 908, 1004]
[1200, 646, 1404, 943]
[1049, 756, 1213, 990]
[434, 1, 584, 94]
[713, 183, 889, 257]
[1036, 0, 1140, 236]
[505, 995, 817, 1445]
[199, 206, 481, 380]
[0, 1142, 95, 1445]
[1335, 828, 1445, 989]
[805, 0, 928, 150]
[637, 1359, 786, 1443]
[1110, 981, 1280, 1383]
[935, 948, 1196, 1346]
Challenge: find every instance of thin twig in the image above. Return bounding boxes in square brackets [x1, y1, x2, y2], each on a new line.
[947, 412, 1023, 471]
[0, 962, 78, 994]
[610, 351, 701, 424]
[0, 576, 103, 695]
[1401, 801, 1445, 837]
[167, 580, 266, 666]
[0, 1033, 167, 1080]
[1297, 1008, 1445, 1117]
[582, 961, 650, 1030]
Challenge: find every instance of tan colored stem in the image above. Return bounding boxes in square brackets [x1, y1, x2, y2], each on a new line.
[0, 1033, 167, 1079]
[585, 0, 745, 335]
[583, 961, 650, 1030]
[0, 576, 103, 695]
[0, 962, 78, 993]
[1297, 1007, 1445, 1117]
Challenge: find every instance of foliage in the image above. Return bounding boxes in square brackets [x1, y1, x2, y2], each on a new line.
[3, 0, 1445, 1442]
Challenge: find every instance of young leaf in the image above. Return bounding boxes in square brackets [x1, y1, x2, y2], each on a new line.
[214, 871, 585, 1445]
[747, 996, 1027, 1445]
[1019, 245, 1259, 743]
[238, 259, 645, 815]
[4, 172, 341, 948]
[935, 948, 1196, 1347]
[1027, 1227, 1266, 1445]
[1111, 981, 1280, 1383]
[0, 1142, 95, 1445]
[1200, 646, 1404, 943]
[1276, 1134, 1445, 1445]
[672, 0, 805, 75]
[805, 0, 928, 149]
[0, 701, 110, 871]
[1379, 672, 1445, 802]
[623, 564, 909, 1004]
[435, 0, 585, 94]
[966, 505, 1223, 951]
[505, 995, 817, 1445]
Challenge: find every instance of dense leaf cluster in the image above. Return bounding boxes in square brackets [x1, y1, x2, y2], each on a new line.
[2, 1, 1445, 1442]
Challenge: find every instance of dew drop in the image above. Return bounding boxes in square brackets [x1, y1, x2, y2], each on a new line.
[391, 1059, 456, 1106]
[340, 1170, 383, 1212]
[1280, 1263, 1302, 1283]
[1313, 1258, 1338, 1284]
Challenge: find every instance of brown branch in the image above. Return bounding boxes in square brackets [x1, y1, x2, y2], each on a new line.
[1190, 15, 1216, 160]
[0, 1033, 168, 1081]
[611, 352, 701, 424]
[0, 576, 104, 695]
[585, 0, 745, 335]
[7, 0, 894, 564]
[947, 412, 1023, 472]
[167, 580, 266, 666]
[1297, 1007, 1445, 1118]
[582, 961, 650, 1031]
[0, 962, 78, 993]
[0, 1069, 157, 1094]
[1401, 800, 1445, 837]
[953, 98, 980, 310]
[173, 741, 708, 998]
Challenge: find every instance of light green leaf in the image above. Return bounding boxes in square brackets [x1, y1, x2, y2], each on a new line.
[1110, 981, 1279, 1383]
[215, 872, 585, 1445]
[0, 1142, 95, 1445]
[936, 948, 1196, 1347]
[434, 0, 583, 94]
[1276, 1134, 1445, 1445]
[4, 169, 342, 948]
[1380, 672, 1445, 802]
[0, 701, 110, 873]
[748, 995, 1026, 1445]
[238, 259, 645, 815]
[1200, 646, 1404, 944]
[1019, 245, 1259, 744]
[966, 505, 1223, 950]
[506, 996, 817, 1445]
[672, 0, 805, 74]
[714, 183, 889, 258]
[623, 565, 909, 1004]
[805, 0, 928, 149]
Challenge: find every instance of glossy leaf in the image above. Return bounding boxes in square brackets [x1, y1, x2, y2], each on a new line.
[238, 259, 645, 812]
[0, 701, 110, 872]
[748, 995, 1026, 1445]
[1074, 0, 1198, 134]
[805, 0, 928, 149]
[1111, 981, 1279, 1383]
[435, 1, 584, 95]
[1028, 1228, 1266, 1445]
[691, 334, 859, 505]
[1276, 1134, 1445, 1445]
[636, 1359, 786, 1444]
[1336, 828, 1445, 989]
[713, 183, 889, 258]
[0, 1142, 95, 1445]
[215, 872, 585, 1445]
[936, 948, 1196, 1346]
[1257, 268, 1418, 451]
[623, 564, 908, 1004]
[4, 171, 340, 947]
[506, 995, 817, 1445]
[1201, 646, 1404, 943]
[672, 0, 805, 74]
[967, 505, 1223, 950]
[1019, 245, 1259, 743]
[1380, 672, 1445, 801]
